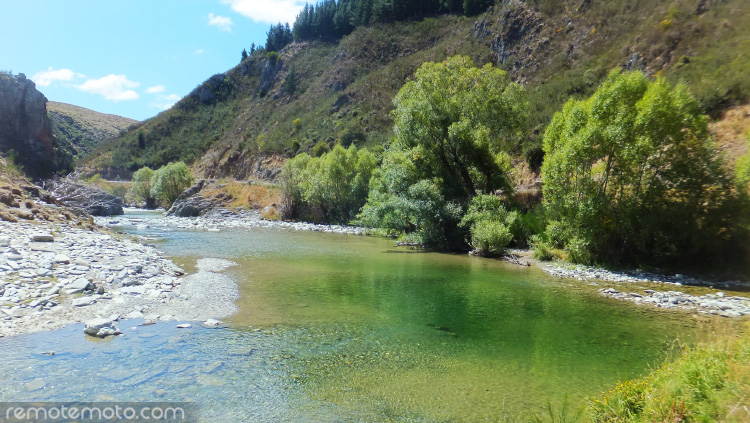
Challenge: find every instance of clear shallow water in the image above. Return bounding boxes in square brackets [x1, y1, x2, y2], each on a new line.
[0, 211, 698, 421]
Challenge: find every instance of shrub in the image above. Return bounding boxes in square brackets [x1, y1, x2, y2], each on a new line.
[469, 219, 513, 256]
[529, 235, 557, 261]
[150, 162, 194, 208]
[130, 167, 156, 207]
[542, 69, 748, 268]
[312, 140, 329, 157]
[280, 145, 377, 223]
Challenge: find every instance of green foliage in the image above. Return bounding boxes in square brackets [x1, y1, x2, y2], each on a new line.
[392, 55, 526, 200]
[542, 70, 748, 268]
[460, 194, 519, 255]
[284, 64, 298, 95]
[137, 130, 146, 149]
[85, 173, 105, 184]
[529, 234, 558, 261]
[130, 166, 155, 205]
[149, 162, 194, 208]
[312, 140, 330, 157]
[280, 145, 377, 223]
[468, 219, 513, 257]
[291, 138, 301, 153]
[358, 149, 464, 247]
[339, 126, 366, 148]
[360, 56, 527, 249]
[588, 334, 750, 423]
[265, 23, 293, 53]
[292, 0, 492, 43]
[241, 48, 248, 61]
[266, 51, 280, 63]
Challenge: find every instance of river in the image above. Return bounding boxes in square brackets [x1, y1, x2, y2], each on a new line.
[0, 210, 698, 422]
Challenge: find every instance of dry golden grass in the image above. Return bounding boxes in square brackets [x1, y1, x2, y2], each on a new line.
[202, 180, 281, 210]
[711, 104, 750, 167]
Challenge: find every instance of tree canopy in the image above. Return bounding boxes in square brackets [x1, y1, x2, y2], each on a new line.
[359, 56, 527, 248]
[541, 69, 748, 267]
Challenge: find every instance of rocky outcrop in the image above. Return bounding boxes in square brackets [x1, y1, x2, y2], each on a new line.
[0, 73, 72, 178]
[256, 57, 283, 97]
[45, 176, 123, 216]
[166, 180, 216, 217]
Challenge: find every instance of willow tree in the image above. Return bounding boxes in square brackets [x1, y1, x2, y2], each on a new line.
[542, 69, 745, 267]
[360, 56, 527, 247]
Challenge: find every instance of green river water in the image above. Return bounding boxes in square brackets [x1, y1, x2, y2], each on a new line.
[0, 211, 699, 422]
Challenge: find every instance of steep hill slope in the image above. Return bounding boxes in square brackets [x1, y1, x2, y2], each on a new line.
[47, 102, 138, 159]
[83, 0, 750, 180]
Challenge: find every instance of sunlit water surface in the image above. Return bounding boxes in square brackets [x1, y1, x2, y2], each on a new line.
[0, 211, 699, 422]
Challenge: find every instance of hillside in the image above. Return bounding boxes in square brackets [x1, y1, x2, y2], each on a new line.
[83, 0, 750, 181]
[47, 101, 138, 159]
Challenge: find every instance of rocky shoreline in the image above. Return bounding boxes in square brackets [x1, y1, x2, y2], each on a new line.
[97, 207, 369, 236]
[0, 219, 238, 337]
[540, 262, 750, 318]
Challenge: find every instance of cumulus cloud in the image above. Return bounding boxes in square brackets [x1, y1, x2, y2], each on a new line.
[75, 74, 140, 101]
[208, 13, 233, 31]
[31, 68, 84, 87]
[150, 93, 181, 111]
[145, 85, 165, 94]
[221, 0, 304, 24]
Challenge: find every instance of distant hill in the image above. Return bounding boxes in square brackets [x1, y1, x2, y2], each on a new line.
[48, 102, 138, 159]
[83, 0, 750, 181]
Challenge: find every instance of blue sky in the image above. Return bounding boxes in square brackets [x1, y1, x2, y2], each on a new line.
[1, 0, 305, 121]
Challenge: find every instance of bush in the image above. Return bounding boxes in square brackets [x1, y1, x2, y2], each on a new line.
[529, 235, 557, 261]
[541, 69, 748, 268]
[280, 145, 376, 223]
[130, 167, 156, 207]
[312, 140, 329, 157]
[150, 162, 194, 208]
[469, 219, 513, 256]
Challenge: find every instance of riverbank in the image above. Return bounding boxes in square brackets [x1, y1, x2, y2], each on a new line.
[538, 260, 750, 318]
[0, 219, 238, 337]
[97, 207, 369, 235]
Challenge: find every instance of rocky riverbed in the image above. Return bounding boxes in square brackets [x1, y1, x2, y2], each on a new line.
[540, 262, 750, 318]
[0, 220, 239, 337]
[96, 207, 369, 235]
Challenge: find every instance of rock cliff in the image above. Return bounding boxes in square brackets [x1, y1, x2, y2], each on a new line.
[0, 73, 72, 178]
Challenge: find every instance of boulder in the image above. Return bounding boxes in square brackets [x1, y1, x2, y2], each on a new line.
[45, 177, 123, 216]
[66, 278, 93, 294]
[84, 318, 121, 337]
[166, 180, 216, 217]
[30, 232, 54, 242]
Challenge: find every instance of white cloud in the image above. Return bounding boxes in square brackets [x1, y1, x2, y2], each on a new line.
[150, 93, 181, 111]
[146, 85, 166, 94]
[208, 12, 233, 31]
[31, 68, 83, 87]
[194, 49, 205, 55]
[221, 0, 304, 24]
[75, 74, 140, 101]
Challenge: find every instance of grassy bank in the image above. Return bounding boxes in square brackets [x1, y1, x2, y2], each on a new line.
[539, 323, 749, 423]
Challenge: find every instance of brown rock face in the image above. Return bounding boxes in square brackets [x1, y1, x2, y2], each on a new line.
[0, 73, 72, 178]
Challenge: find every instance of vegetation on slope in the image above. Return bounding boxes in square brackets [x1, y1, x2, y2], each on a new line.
[47, 102, 138, 159]
[84, 0, 750, 183]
